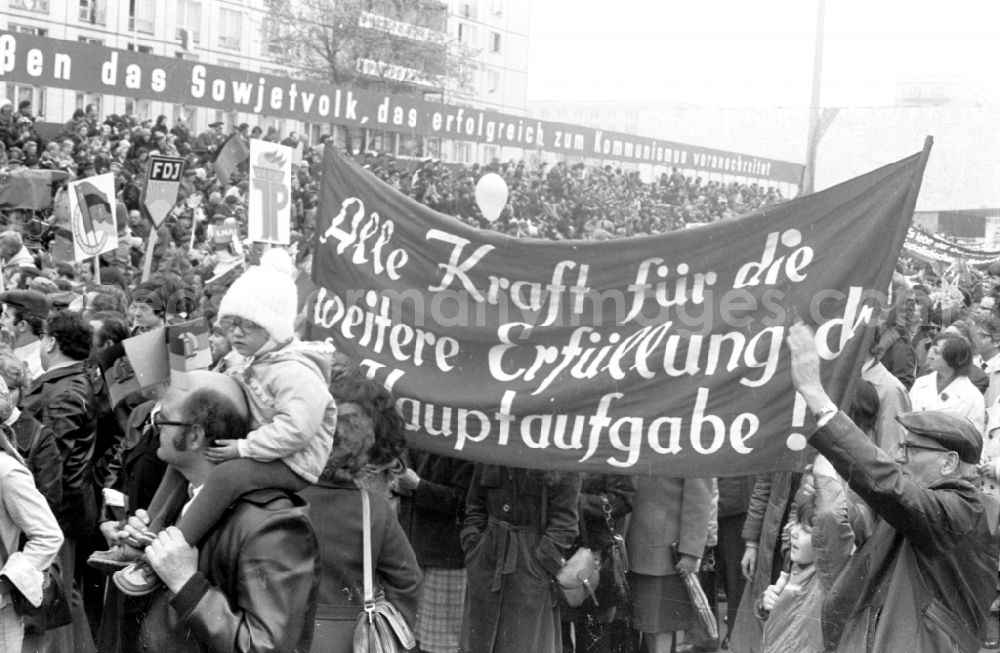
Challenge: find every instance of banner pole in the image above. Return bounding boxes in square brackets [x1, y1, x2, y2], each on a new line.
[142, 228, 159, 282]
[93, 255, 101, 285]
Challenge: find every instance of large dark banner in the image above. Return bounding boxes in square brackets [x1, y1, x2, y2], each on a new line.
[309, 144, 930, 476]
[0, 31, 802, 183]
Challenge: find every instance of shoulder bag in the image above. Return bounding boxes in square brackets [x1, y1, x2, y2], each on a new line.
[353, 490, 416, 653]
[544, 484, 601, 608]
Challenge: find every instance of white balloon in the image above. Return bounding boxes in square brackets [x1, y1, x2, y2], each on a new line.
[474, 173, 508, 222]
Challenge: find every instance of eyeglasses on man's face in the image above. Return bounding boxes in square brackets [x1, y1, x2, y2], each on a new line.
[148, 405, 197, 435]
[895, 440, 952, 463]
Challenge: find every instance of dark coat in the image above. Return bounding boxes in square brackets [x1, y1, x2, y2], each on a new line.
[10, 411, 62, 513]
[139, 489, 320, 653]
[396, 452, 474, 569]
[300, 480, 422, 653]
[22, 361, 98, 538]
[880, 325, 917, 389]
[575, 473, 635, 553]
[562, 473, 635, 621]
[460, 465, 581, 653]
[104, 400, 166, 512]
[816, 413, 999, 653]
[96, 401, 167, 653]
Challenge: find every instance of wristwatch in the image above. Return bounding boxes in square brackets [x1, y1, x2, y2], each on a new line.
[813, 402, 838, 424]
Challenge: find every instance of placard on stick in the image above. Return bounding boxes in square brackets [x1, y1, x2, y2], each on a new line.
[248, 140, 292, 244]
[122, 327, 169, 390]
[68, 173, 118, 262]
[142, 155, 186, 228]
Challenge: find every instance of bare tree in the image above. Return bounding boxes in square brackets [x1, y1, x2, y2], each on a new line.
[266, 0, 475, 96]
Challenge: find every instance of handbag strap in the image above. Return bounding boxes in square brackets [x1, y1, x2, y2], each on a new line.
[600, 493, 618, 538]
[361, 490, 375, 608]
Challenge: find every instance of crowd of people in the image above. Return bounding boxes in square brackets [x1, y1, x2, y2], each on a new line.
[0, 100, 997, 653]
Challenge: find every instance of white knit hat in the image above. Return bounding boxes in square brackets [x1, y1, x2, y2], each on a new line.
[218, 250, 297, 342]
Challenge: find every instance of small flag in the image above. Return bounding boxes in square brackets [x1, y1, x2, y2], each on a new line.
[213, 133, 249, 186]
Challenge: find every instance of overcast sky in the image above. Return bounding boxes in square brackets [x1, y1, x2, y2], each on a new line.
[526, 0, 1000, 108]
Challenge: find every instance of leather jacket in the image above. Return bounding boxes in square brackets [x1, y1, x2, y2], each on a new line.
[22, 361, 97, 538]
[814, 413, 999, 653]
[139, 488, 320, 653]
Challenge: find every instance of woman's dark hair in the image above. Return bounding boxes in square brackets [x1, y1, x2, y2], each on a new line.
[847, 379, 880, 437]
[329, 376, 406, 467]
[936, 335, 973, 376]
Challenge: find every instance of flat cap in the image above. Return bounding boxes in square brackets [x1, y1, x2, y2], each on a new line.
[0, 290, 51, 319]
[48, 291, 81, 310]
[896, 411, 982, 464]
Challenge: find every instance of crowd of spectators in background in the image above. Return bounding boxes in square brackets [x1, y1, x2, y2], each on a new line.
[0, 99, 784, 260]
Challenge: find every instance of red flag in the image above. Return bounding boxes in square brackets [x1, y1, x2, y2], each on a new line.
[213, 134, 249, 186]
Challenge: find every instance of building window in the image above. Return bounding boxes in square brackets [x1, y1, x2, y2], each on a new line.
[262, 20, 285, 56]
[126, 42, 153, 53]
[457, 23, 476, 45]
[486, 69, 500, 93]
[490, 32, 501, 53]
[10, 0, 49, 13]
[79, 0, 106, 25]
[129, 0, 156, 34]
[460, 1, 477, 19]
[75, 92, 102, 117]
[218, 8, 242, 50]
[175, 51, 199, 61]
[491, 0, 503, 14]
[78, 36, 104, 45]
[176, 0, 201, 45]
[124, 99, 151, 120]
[8, 23, 48, 36]
[6, 84, 45, 118]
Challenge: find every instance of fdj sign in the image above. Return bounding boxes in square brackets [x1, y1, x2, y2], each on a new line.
[142, 155, 186, 228]
[149, 157, 184, 181]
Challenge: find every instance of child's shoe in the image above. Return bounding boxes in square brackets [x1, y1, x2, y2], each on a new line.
[113, 560, 162, 596]
[86, 544, 143, 573]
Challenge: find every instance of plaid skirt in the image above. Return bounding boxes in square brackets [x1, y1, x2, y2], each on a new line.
[415, 568, 466, 653]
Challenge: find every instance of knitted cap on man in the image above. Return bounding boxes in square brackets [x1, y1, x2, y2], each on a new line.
[218, 249, 297, 342]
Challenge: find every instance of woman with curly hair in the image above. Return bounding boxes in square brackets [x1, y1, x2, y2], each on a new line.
[302, 375, 422, 653]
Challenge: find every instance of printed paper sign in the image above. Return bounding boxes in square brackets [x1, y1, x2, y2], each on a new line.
[68, 173, 118, 262]
[248, 140, 292, 244]
[167, 319, 212, 373]
[122, 327, 170, 390]
[142, 155, 186, 228]
[97, 343, 141, 408]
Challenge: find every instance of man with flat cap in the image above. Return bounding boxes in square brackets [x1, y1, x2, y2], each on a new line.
[787, 322, 998, 653]
[0, 289, 51, 380]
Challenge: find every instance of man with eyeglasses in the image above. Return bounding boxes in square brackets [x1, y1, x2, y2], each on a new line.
[787, 322, 998, 653]
[122, 371, 319, 653]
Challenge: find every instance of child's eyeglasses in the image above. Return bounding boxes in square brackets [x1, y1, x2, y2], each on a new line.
[218, 317, 263, 333]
